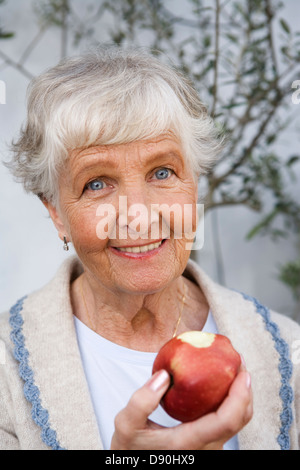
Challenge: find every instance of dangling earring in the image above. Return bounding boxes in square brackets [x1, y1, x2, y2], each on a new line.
[63, 236, 69, 251]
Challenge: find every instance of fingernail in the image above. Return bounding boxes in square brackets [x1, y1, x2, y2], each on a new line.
[240, 354, 246, 368]
[147, 370, 170, 392]
[245, 371, 251, 389]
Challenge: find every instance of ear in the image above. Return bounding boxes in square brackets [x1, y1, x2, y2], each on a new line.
[42, 199, 70, 243]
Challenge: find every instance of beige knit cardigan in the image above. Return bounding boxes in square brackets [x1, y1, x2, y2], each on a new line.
[0, 256, 300, 450]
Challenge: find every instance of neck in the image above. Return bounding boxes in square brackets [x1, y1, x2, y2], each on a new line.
[71, 272, 187, 351]
[71, 269, 209, 351]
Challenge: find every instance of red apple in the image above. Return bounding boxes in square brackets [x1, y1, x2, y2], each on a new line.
[152, 330, 241, 422]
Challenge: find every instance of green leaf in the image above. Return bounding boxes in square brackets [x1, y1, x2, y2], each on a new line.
[266, 134, 276, 145]
[279, 18, 291, 35]
[222, 101, 247, 109]
[278, 259, 300, 300]
[286, 155, 300, 167]
[226, 33, 238, 43]
[0, 31, 14, 39]
[246, 209, 278, 240]
[203, 35, 211, 48]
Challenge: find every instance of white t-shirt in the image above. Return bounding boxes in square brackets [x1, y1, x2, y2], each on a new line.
[74, 312, 239, 450]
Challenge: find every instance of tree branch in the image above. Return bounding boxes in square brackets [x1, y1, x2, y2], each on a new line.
[211, 0, 220, 117]
[205, 196, 253, 212]
[0, 49, 34, 80]
[18, 26, 47, 65]
[212, 102, 279, 186]
[265, 0, 279, 77]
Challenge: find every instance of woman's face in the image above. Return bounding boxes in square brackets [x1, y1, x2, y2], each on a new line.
[49, 136, 198, 295]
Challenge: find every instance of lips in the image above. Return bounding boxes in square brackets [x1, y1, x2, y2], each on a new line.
[115, 240, 163, 253]
[109, 239, 166, 258]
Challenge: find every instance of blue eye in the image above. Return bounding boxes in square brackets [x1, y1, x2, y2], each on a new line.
[86, 179, 106, 191]
[154, 168, 172, 180]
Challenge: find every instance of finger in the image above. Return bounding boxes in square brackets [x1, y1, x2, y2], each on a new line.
[115, 370, 170, 434]
[217, 370, 252, 430]
[173, 369, 252, 449]
[240, 354, 247, 370]
[204, 370, 252, 441]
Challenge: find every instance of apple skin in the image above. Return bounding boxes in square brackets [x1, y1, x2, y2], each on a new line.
[152, 331, 241, 422]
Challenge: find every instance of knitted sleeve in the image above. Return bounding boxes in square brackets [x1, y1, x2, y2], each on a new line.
[0, 363, 21, 450]
[270, 311, 300, 449]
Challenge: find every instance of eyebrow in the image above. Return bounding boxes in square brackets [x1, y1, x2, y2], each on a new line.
[72, 148, 184, 177]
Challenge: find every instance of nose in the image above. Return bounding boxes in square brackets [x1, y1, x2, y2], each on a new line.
[117, 184, 155, 241]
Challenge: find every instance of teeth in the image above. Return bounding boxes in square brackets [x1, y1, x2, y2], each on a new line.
[118, 240, 163, 253]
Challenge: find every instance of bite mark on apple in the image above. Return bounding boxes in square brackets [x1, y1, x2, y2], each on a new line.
[178, 331, 216, 348]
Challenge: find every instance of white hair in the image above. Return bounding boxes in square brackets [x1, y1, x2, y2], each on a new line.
[7, 46, 222, 206]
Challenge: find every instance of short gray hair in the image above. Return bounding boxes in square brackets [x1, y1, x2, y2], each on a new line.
[7, 46, 222, 206]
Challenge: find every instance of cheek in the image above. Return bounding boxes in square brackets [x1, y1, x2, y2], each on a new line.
[173, 238, 192, 263]
[162, 184, 197, 261]
[66, 203, 109, 253]
[159, 186, 198, 239]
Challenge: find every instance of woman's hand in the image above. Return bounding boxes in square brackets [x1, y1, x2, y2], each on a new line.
[110, 366, 253, 450]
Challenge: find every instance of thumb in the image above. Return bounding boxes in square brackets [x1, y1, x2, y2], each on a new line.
[121, 370, 170, 430]
[146, 369, 171, 396]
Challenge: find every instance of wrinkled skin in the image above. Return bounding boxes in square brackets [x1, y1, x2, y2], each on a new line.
[45, 136, 204, 350]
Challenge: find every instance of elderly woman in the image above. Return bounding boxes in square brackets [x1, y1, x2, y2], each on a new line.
[0, 47, 299, 451]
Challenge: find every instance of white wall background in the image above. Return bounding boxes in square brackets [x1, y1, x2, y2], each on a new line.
[0, 0, 299, 320]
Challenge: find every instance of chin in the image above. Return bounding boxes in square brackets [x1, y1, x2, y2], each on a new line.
[120, 267, 179, 295]
[106, 239, 184, 290]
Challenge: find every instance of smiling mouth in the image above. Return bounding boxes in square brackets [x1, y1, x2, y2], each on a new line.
[113, 239, 165, 254]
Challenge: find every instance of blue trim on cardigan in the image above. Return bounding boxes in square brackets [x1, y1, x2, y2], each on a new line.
[9, 296, 65, 451]
[8, 292, 294, 450]
[241, 292, 294, 450]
